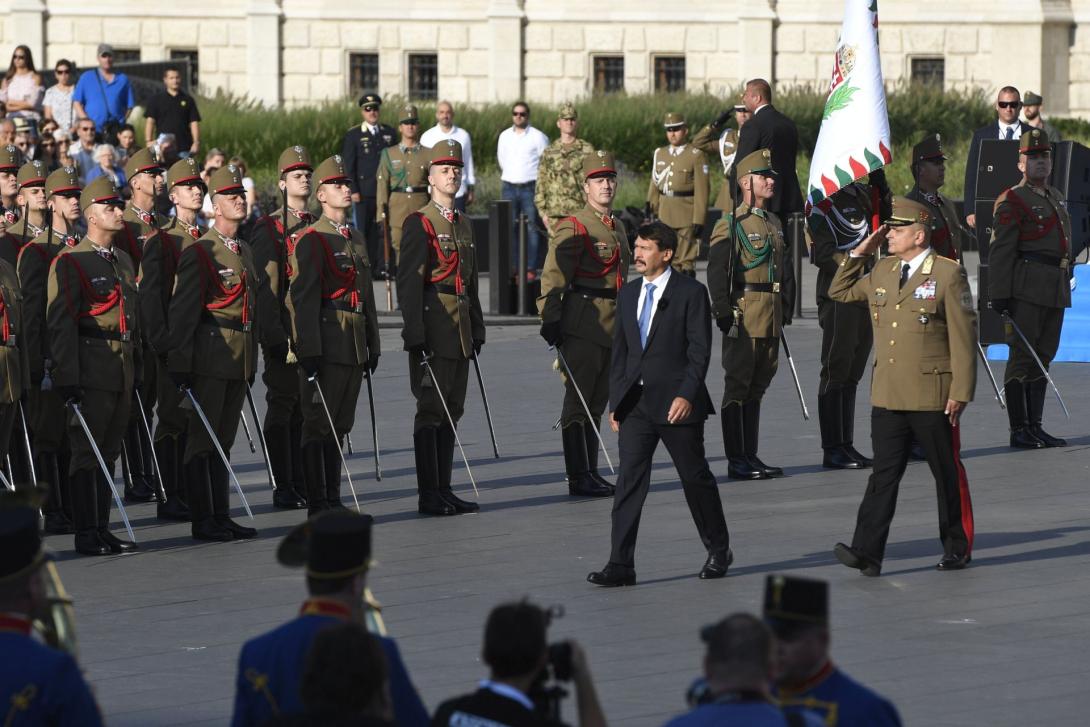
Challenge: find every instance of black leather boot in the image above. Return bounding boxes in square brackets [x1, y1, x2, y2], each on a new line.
[71, 469, 109, 556]
[841, 386, 872, 466]
[743, 400, 783, 477]
[583, 418, 616, 494]
[819, 390, 861, 469]
[723, 403, 766, 480]
[302, 441, 328, 517]
[96, 468, 137, 553]
[187, 455, 234, 541]
[267, 424, 306, 509]
[1027, 378, 1066, 447]
[563, 422, 612, 497]
[210, 456, 256, 538]
[323, 438, 348, 511]
[122, 421, 157, 503]
[40, 452, 74, 534]
[414, 428, 455, 516]
[437, 424, 480, 512]
[1005, 380, 1045, 449]
[155, 436, 190, 521]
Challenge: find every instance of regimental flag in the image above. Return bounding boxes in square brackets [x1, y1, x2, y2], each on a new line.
[805, 0, 891, 223]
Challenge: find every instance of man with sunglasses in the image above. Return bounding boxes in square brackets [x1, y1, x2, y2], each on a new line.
[498, 101, 550, 277]
[71, 119, 97, 184]
[341, 93, 396, 278]
[71, 44, 133, 146]
[963, 86, 1032, 229]
[375, 104, 430, 267]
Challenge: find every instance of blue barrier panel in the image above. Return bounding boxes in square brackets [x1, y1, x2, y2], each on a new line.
[988, 265, 1090, 362]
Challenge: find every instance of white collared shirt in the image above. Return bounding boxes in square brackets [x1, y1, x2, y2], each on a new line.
[636, 265, 673, 330]
[496, 125, 549, 183]
[997, 120, 1022, 140]
[669, 143, 687, 157]
[420, 124, 476, 196]
[478, 680, 534, 711]
[901, 247, 931, 280]
[363, 122, 378, 136]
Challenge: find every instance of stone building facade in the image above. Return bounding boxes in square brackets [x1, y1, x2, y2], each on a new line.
[1, 0, 1087, 116]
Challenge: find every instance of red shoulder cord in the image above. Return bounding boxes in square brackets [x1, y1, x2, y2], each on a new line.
[568, 217, 622, 291]
[191, 244, 249, 327]
[57, 254, 126, 334]
[1001, 190, 1068, 254]
[416, 212, 464, 295]
[0, 286, 9, 344]
[302, 230, 359, 309]
[263, 215, 297, 278]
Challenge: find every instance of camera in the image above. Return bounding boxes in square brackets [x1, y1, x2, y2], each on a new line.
[528, 606, 572, 720]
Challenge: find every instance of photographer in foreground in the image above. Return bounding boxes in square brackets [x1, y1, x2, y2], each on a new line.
[433, 600, 606, 727]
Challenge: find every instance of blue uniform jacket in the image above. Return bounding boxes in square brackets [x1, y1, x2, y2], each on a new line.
[776, 662, 902, 727]
[664, 701, 817, 727]
[0, 616, 103, 727]
[231, 600, 429, 727]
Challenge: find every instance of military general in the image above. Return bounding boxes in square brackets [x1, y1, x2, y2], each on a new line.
[647, 113, 710, 277]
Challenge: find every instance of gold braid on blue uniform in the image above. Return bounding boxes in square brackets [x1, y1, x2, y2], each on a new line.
[244, 668, 280, 717]
[5, 684, 38, 726]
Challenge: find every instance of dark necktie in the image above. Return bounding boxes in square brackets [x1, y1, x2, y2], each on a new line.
[1004, 126, 1014, 140]
[899, 263, 910, 289]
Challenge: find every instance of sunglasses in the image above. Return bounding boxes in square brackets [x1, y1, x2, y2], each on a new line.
[55, 69, 71, 75]
[512, 111, 528, 117]
[997, 101, 1022, 109]
[362, 105, 379, 112]
[13, 54, 27, 60]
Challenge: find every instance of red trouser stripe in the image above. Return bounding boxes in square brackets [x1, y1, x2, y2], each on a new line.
[951, 424, 974, 554]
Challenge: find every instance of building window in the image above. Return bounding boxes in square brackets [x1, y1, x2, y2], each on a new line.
[654, 56, 686, 93]
[112, 48, 141, 64]
[910, 57, 944, 87]
[408, 53, 437, 101]
[169, 49, 199, 92]
[349, 53, 379, 99]
[593, 56, 624, 94]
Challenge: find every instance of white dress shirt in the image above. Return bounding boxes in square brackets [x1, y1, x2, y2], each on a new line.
[901, 247, 931, 279]
[496, 125, 550, 184]
[997, 120, 1023, 140]
[420, 124, 475, 198]
[636, 265, 673, 331]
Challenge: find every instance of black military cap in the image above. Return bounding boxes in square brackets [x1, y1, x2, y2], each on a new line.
[277, 510, 374, 579]
[358, 93, 383, 109]
[762, 574, 829, 640]
[0, 491, 48, 584]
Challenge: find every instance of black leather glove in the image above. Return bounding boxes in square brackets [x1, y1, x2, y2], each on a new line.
[692, 224, 704, 240]
[169, 371, 191, 391]
[408, 344, 429, 361]
[782, 312, 793, 327]
[716, 317, 732, 334]
[268, 341, 289, 363]
[472, 339, 484, 356]
[366, 355, 380, 375]
[713, 109, 733, 129]
[539, 320, 563, 347]
[299, 356, 321, 379]
[990, 298, 1012, 315]
[58, 385, 83, 404]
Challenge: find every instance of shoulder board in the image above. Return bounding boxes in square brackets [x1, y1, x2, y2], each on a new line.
[932, 253, 958, 266]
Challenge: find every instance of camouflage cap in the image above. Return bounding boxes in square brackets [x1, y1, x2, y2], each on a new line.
[358, 93, 382, 109]
[1020, 127, 1051, 154]
[208, 163, 245, 197]
[123, 147, 163, 184]
[314, 155, 351, 185]
[45, 166, 81, 197]
[883, 196, 932, 227]
[558, 102, 578, 120]
[736, 148, 777, 177]
[663, 112, 687, 129]
[582, 150, 616, 179]
[277, 145, 313, 174]
[168, 157, 203, 189]
[0, 145, 20, 172]
[1023, 90, 1043, 106]
[16, 160, 47, 189]
[399, 104, 419, 125]
[80, 176, 124, 211]
[912, 133, 948, 164]
[430, 139, 464, 167]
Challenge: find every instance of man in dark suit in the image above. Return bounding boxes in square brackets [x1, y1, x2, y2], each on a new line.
[587, 221, 731, 587]
[962, 86, 1032, 229]
[734, 78, 804, 218]
[341, 93, 396, 276]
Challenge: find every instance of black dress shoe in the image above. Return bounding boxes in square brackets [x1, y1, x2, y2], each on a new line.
[156, 498, 190, 522]
[833, 542, 881, 576]
[1010, 427, 1046, 449]
[1030, 426, 1066, 448]
[98, 529, 138, 553]
[273, 486, 308, 509]
[192, 519, 234, 542]
[124, 478, 158, 503]
[440, 490, 480, 513]
[418, 490, 456, 516]
[936, 554, 970, 571]
[75, 531, 110, 556]
[727, 457, 768, 481]
[587, 563, 636, 587]
[699, 549, 734, 579]
[215, 516, 258, 539]
[823, 446, 864, 470]
[748, 455, 783, 478]
[568, 473, 614, 497]
[844, 445, 873, 468]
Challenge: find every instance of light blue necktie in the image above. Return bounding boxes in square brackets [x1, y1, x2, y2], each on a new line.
[639, 282, 656, 348]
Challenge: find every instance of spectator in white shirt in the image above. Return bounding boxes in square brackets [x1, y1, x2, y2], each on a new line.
[421, 100, 476, 212]
[497, 101, 549, 275]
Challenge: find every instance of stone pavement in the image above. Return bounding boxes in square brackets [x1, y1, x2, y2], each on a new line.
[51, 260, 1090, 726]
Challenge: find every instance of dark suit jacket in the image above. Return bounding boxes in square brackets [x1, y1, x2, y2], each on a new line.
[609, 269, 715, 424]
[962, 120, 1033, 207]
[734, 105, 804, 216]
[340, 122, 397, 199]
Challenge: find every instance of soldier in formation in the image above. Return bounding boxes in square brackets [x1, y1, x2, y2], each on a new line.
[342, 93, 397, 278]
[376, 104, 430, 266]
[906, 134, 969, 262]
[647, 113, 710, 277]
[692, 102, 750, 211]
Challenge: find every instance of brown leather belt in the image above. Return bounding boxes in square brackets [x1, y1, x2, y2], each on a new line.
[743, 282, 781, 293]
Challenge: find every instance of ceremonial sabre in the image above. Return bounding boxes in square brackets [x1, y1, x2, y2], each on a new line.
[68, 401, 136, 542]
[975, 342, 1006, 410]
[133, 390, 167, 500]
[551, 346, 615, 474]
[420, 353, 478, 497]
[471, 350, 500, 458]
[239, 407, 257, 453]
[17, 401, 37, 486]
[364, 371, 381, 480]
[1002, 313, 1069, 418]
[245, 384, 276, 491]
[182, 388, 254, 519]
[0, 467, 12, 491]
[779, 329, 810, 420]
[307, 375, 361, 512]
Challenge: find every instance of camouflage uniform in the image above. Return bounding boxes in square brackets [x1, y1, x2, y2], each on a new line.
[534, 107, 594, 226]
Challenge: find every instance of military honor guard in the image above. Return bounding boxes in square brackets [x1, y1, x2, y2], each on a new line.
[288, 155, 380, 515]
[230, 510, 429, 727]
[17, 166, 83, 534]
[988, 129, 1071, 449]
[534, 102, 595, 234]
[0, 144, 21, 261]
[138, 157, 207, 522]
[691, 103, 751, 211]
[46, 177, 140, 556]
[375, 104, 430, 263]
[0, 253, 28, 486]
[538, 150, 629, 497]
[707, 149, 794, 481]
[7, 160, 48, 244]
[907, 134, 969, 262]
[0, 492, 104, 725]
[342, 94, 397, 276]
[647, 113, 710, 277]
[830, 197, 977, 576]
[248, 146, 315, 510]
[808, 175, 885, 470]
[397, 140, 485, 517]
[167, 164, 287, 542]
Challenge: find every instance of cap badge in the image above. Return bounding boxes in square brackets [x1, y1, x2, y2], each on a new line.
[63, 166, 74, 174]
[597, 150, 606, 158]
[228, 164, 238, 173]
[334, 154, 342, 164]
[294, 145, 303, 153]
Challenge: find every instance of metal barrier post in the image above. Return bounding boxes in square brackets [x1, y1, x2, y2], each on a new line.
[517, 214, 528, 316]
[488, 200, 512, 314]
